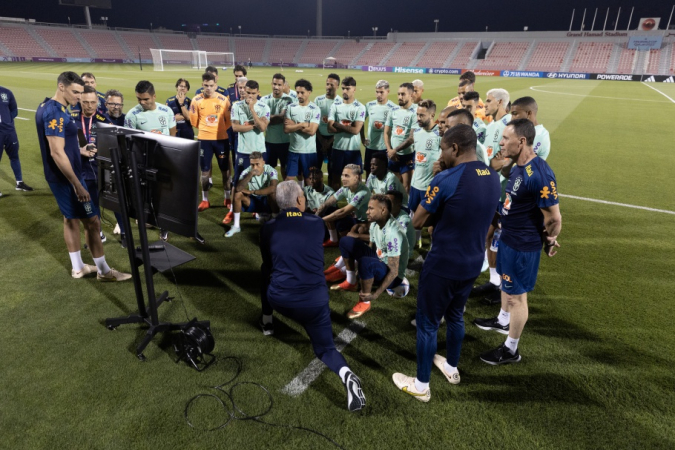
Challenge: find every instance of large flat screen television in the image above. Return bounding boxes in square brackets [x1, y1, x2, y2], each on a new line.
[96, 125, 200, 239]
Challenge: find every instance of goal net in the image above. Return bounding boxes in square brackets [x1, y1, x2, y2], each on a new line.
[150, 49, 235, 71]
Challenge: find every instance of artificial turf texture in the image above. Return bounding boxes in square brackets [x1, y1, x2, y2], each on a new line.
[0, 63, 674, 449]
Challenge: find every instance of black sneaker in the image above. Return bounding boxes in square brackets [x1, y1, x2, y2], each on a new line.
[471, 281, 500, 297]
[479, 343, 521, 365]
[159, 229, 168, 241]
[344, 372, 366, 412]
[15, 181, 34, 191]
[482, 289, 502, 305]
[120, 234, 127, 249]
[100, 232, 107, 243]
[259, 317, 274, 336]
[473, 316, 509, 335]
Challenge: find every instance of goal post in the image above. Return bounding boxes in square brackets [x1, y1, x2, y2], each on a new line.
[150, 49, 235, 71]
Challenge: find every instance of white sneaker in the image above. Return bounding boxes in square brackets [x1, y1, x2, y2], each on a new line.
[113, 223, 121, 235]
[392, 373, 430, 402]
[97, 268, 132, 282]
[72, 264, 97, 279]
[433, 354, 460, 385]
[225, 226, 241, 237]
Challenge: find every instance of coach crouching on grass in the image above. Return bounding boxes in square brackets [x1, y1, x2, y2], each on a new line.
[259, 181, 366, 412]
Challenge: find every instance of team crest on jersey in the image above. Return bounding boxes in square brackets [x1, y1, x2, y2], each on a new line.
[383, 112, 389, 122]
[0, 93, 7, 102]
[403, 116, 410, 125]
[305, 112, 312, 121]
[425, 139, 434, 150]
[513, 176, 523, 192]
[214, 105, 221, 113]
[159, 116, 167, 127]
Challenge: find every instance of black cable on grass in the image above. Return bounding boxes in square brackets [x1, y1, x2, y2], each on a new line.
[184, 356, 347, 450]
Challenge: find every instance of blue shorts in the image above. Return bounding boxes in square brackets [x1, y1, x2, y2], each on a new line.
[234, 151, 267, 184]
[243, 195, 271, 213]
[0, 131, 19, 160]
[49, 178, 99, 220]
[330, 150, 362, 176]
[287, 152, 318, 178]
[85, 178, 100, 213]
[388, 152, 415, 174]
[200, 139, 229, 172]
[496, 241, 541, 295]
[265, 142, 290, 170]
[176, 126, 195, 141]
[358, 256, 403, 289]
[408, 186, 426, 214]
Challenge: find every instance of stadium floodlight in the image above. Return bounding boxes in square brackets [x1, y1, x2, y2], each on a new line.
[150, 49, 234, 72]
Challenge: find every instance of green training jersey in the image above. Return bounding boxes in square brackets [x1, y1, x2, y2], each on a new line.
[386, 104, 417, 155]
[534, 124, 550, 160]
[484, 113, 511, 161]
[365, 171, 408, 204]
[395, 209, 416, 253]
[328, 100, 366, 151]
[410, 124, 442, 191]
[365, 100, 396, 150]
[314, 94, 341, 136]
[476, 141, 489, 166]
[285, 102, 321, 154]
[473, 118, 487, 145]
[303, 184, 334, 211]
[124, 104, 176, 135]
[333, 182, 370, 221]
[239, 163, 278, 196]
[369, 217, 409, 279]
[231, 100, 271, 154]
[260, 93, 293, 144]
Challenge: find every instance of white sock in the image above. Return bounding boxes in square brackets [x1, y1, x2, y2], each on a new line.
[338, 366, 350, 383]
[234, 212, 241, 228]
[505, 336, 519, 354]
[262, 314, 273, 324]
[415, 229, 422, 242]
[443, 361, 458, 374]
[224, 189, 230, 200]
[335, 256, 345, 269]
[346, 270, 356, 284]
[209, 177, 213, 184]
[329, 229, 338, 242]
[93, 255, 111, 275]
[489, 267, 501, 286]
[498, 308, 510, 326]
[69, 251, 85, 272]
[16, 180, 22, 185]
[414, 378, 429, 392]
[202, 191, 208, 202]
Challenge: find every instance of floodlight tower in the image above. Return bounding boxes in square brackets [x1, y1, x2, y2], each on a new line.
[316, 0, 323, 37]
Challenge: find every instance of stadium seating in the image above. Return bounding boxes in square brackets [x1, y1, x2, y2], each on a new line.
[118, 31, 157, 60]
[0, 25, 50, 57]
[331, 41, 368, 66]
[569, 42, 613, 73]
[35, 28, 90, 58]
[355, 42, 396, 66]
[615, 46, 636, 74]
[195, 35, 231, 53]
[234, 38, 266, 63]
[299, 40, 338, 64]
[415, 41, 457, 68]
[155, 33, 193, 51]
[383, 42, 425, 66]
[477, 42, 529, 70]
[526, 42, 568, 72]
[671, 45, 675, 74]
[268, 39, 303, 64]
[645, 49, 661, 75]
[78, 30, 129, 59]
[448, 41, 478, 68]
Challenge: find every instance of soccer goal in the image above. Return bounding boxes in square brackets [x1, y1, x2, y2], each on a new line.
[323, 56, 337, 69]
[150, 49, 235, 71]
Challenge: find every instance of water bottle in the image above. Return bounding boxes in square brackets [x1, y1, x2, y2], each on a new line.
[490, 227, 502, 252]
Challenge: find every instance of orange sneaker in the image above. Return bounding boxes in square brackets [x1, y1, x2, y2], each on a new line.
[323, 239, 339, 248]
[324, 265, 340, 275]
[347, 301, 371, 319]
[222, 211, 234, 225]
[224, 198, 232, 209]
[330, 280, 358, 291]
[198, 200, 210, 212]
[326, 270, 346, 283]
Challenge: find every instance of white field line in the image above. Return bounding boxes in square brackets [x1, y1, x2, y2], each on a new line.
[559, 194, 675, 215]
[641, 82, 675, 104]
[529, 85, 671, 103]
[281, 320, 365, 397]
[15, 117, 29, 120]
[18, 107, 36, 112]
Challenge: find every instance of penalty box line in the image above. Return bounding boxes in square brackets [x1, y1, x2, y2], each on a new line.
[281, 320, 365, 397]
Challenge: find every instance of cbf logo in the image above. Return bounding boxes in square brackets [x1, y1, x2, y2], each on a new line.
[349, 110, 356, 121]
[425, 139, 434, 149]
[304, 111, 312, 121]
[512, 176, 523, 192]
[159, 116, 167, 127]
[0, 93, 7, 102]
[84, 202, 93, 214]
[403, 116, 410, 125]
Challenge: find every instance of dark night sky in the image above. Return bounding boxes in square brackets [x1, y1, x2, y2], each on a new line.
[1, 0, 673, 36]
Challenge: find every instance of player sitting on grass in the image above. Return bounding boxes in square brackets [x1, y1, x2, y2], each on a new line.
[365, 152, 408, 205]
[304, 166, 334, 214]
[316, 164, 370, 247]
[225, 151, 278, 237]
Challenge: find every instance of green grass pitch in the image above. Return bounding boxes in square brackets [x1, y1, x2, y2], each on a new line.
[0, 63, 674, 449]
